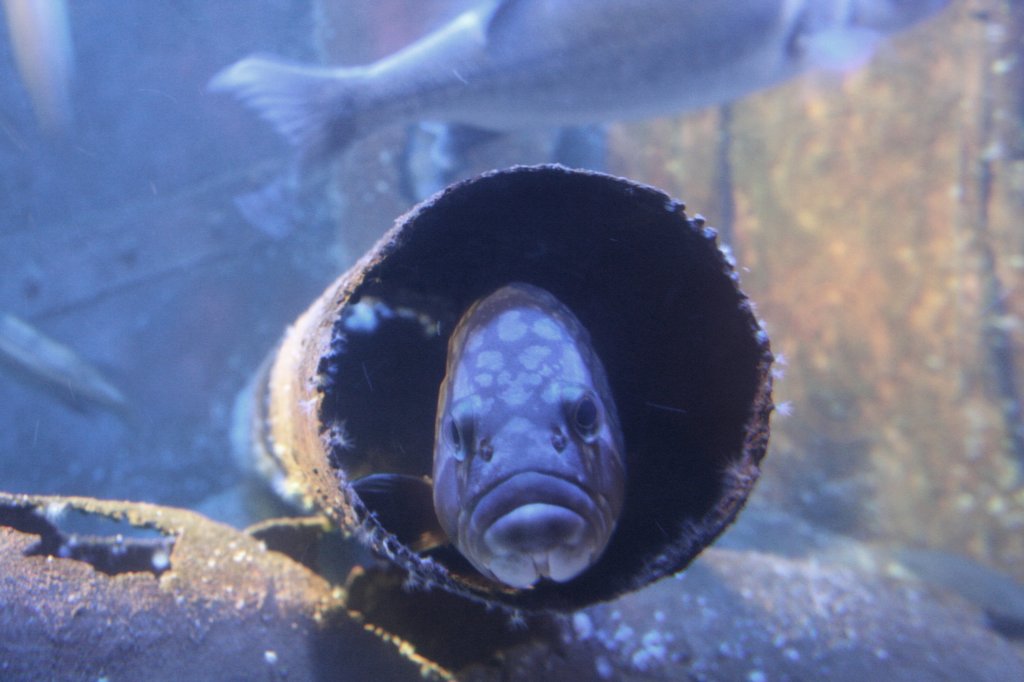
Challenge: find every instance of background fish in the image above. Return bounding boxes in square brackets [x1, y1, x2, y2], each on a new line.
[209, 0, 949, 168]
[356, 283, 625, 589]
[2, 0, 75, 133]
[0, 313, 126, 414]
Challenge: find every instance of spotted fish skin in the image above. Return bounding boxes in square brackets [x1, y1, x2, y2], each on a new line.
[433, 283, 625, 588]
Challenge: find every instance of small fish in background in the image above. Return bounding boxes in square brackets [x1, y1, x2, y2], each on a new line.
[210, 0, 949, 229]
[891, 547, 1024, 640]
[2, 0, 75, 134]
[0, 313, 127, 415]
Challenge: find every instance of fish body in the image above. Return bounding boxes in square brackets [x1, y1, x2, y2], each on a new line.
[2, 0, 74, 133]
[210, 0, 948, 164]
[431, 283, 625, 588]
[892, 547, 1024, 639]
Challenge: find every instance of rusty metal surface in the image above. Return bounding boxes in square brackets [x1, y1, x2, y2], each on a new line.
[242, 165, 774, 611]
[0, 492, 441, 682]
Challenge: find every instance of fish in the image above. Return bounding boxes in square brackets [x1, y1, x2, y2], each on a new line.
[355, 283, 625, 589]
[209, 0, 949, 169]
[892, 547, 1024, 640]
[2, 0, 75, 134]
[0, 313, 127, 413]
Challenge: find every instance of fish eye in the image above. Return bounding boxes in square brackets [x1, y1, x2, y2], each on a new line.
[447, 417, 464, 460]
[445, 398, 480, 463]
[572, 394, 600, 439]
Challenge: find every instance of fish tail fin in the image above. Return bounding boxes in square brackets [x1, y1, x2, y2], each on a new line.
[209, 55, 361, 164]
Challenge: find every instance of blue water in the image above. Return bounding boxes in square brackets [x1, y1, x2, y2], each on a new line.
[0, 1, 327, 507]
[1, 2, 1022, 679]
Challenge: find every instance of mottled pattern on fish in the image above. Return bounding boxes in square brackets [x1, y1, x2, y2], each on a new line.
[432, 283, 625, 588]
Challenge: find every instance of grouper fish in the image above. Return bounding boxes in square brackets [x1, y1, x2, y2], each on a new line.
[354, 283, 625, 589]
[210, 0, 949, 168]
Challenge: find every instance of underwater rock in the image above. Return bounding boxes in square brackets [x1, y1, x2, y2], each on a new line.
[235, 165, 774, 611]
[892, 546, 1024, 640]
[494, 546, 1024, 682]
[720, 494, 1024, 643]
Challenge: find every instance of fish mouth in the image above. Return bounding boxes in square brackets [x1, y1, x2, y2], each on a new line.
[462, 471, 613, 588]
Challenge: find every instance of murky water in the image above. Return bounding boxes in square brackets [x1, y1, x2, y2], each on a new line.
[1, 1, 1022, 680]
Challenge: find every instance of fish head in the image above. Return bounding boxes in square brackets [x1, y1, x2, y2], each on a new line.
[433, 283, 625, 589]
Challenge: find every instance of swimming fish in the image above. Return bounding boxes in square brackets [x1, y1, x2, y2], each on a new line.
[2, 0, 75, 133]
[355, 283, 625, 589]
[892, 547, 1024, 640]
[0, 313, 126, 413]
[209, 0, 949, 168]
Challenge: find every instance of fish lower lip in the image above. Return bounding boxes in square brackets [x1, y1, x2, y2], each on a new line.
[484, 503, 586, 554]
[466, 472, 599, 543]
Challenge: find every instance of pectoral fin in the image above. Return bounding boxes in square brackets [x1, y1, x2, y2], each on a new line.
[352, 473, 448, 552]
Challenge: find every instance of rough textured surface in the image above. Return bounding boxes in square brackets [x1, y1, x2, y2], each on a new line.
[0, 493, 438, 682]
[539, 547, 1024, 682]
[444, 546, 1024, 681]
[2, 492, 1022, 680]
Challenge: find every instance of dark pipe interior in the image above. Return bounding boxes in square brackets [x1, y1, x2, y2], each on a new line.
[319, 166, 770, 609]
